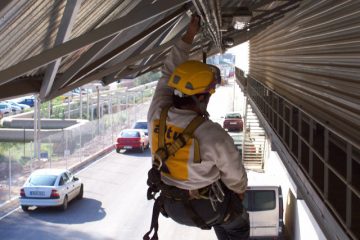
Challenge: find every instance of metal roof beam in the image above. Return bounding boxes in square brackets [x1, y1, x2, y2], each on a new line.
[46, 37, 205, 100]
[249, 0, 278, 11]
[51, 0, 142, 96]
[102, 15, 187, 85]
[160, 13, 191, 44]
[72, 39, 175, 84]
[45, 39, 176, 100]
[0, 0, 190, 87]
[62, 6, 187, 88]
[0, 79, 41, 100]
[39, 0, 82, 100]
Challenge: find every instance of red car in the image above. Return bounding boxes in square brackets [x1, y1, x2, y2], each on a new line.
[223, 112, 243, 132]
[115, 129, 149, 153]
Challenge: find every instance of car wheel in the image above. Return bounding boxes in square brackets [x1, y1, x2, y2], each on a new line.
[77, 185, 84, 200]
[60, 196, 68, 211]
[116, 148, 120, 153]
[21, 205, 29, 212]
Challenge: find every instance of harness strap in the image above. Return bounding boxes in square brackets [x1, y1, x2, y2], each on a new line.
[145, 107, 207, 239]
[193, 138, 201, 163]
[158, 105, 171, 149]
[143, 196, 164, 240]
[156, 111, 205, 170]
[153, 106, 171, 170]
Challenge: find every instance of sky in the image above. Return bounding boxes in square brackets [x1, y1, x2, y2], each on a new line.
[226, 41, 249, 74]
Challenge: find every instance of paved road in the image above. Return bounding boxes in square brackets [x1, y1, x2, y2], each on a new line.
[0, 149, 217, 240]
[0, 81, 241, 240]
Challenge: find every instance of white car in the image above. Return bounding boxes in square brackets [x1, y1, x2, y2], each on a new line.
[19, 169, 83, 211]
[0, 102, 12, 116]
[132, 120, 148, 136]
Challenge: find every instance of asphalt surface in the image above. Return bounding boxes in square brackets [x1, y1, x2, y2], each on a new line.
[0, 81, 239, 240]
[0, 149, 219, 240]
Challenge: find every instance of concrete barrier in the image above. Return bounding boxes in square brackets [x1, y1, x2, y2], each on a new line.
[1, 118, 79, 129]
[0, 119, 89, 142]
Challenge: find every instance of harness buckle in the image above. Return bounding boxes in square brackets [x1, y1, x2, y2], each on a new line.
[211, 181, 225, 202]
[153, 147, 168, 170]
[177, 134, 187, 146]
[209, 181, 225, 211]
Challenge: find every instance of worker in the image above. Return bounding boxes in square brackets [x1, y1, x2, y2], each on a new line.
[144, 15, 249, 240]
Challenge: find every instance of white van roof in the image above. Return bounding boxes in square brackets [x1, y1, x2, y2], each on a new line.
[246, 170, 280, 187]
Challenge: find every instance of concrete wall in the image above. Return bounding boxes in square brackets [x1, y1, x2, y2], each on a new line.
[1, 118, 79, 129]
[0, 119, 89, 142]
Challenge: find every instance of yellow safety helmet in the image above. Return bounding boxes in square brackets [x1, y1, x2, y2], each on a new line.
[168, 60, 221, 96]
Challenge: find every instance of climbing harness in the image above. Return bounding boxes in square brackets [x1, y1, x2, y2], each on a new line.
[143, 106, 242, 240]
[144, 106, 209, 240]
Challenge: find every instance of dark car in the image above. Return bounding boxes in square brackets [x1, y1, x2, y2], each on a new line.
[115, 129, 149, 153]
[223, 112, 243, 132]
[18, 98, 35, 107]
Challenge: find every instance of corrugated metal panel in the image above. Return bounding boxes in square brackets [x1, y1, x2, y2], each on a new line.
[58, 0, 142, 73]
[0, 0, 136, 75]
[249, 0, 360, 149]
[0, 0, 65, 71]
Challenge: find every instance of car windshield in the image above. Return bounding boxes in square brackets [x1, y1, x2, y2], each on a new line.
[0, 105, 6, 109]
[121, 131, 140, 137]
[29, 175, 57, 186]
[134, 122, 147, 129]
[225, 113, 241, 119]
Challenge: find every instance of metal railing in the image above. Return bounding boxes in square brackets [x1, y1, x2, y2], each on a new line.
[0, 85, 155, 206]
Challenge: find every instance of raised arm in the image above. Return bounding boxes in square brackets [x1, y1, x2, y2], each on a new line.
[147, 15, 200, 121]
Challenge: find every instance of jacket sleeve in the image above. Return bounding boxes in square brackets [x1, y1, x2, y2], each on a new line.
[147, 40, 192, 122]
[214, 132, 248, 194]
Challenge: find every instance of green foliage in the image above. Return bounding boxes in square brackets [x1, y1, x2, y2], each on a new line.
[0, 142, 29, 165]
[39, 97, 68, 119]
[134, 71, 161, 86]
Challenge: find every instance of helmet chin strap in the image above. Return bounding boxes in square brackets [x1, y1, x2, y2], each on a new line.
[191, 95, 210, 118]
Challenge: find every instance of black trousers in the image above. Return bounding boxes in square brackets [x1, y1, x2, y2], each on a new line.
[163, 191, 250, 240]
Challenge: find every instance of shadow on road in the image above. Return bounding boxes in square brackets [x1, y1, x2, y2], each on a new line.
[25, 197, 106, 224]
[118, 148, 151, 158]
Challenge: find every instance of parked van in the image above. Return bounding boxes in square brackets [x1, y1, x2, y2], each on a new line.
[244, 185, 284, 239]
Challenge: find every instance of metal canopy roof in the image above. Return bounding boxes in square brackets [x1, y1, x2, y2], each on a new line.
[0, 0, 301, 101]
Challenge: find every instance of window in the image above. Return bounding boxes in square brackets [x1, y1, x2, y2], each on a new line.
[59, 173, 69, 186]
[121, 131, 140, 137]
[59, 177, 64, 186]
[253, 190, 276, 211]
[245, 190, 276, 211]
[29, 175, 57, 186]
[133, 121, 148, 129]
[65, 172, 73, 182]
[225, 113, 241, 119]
